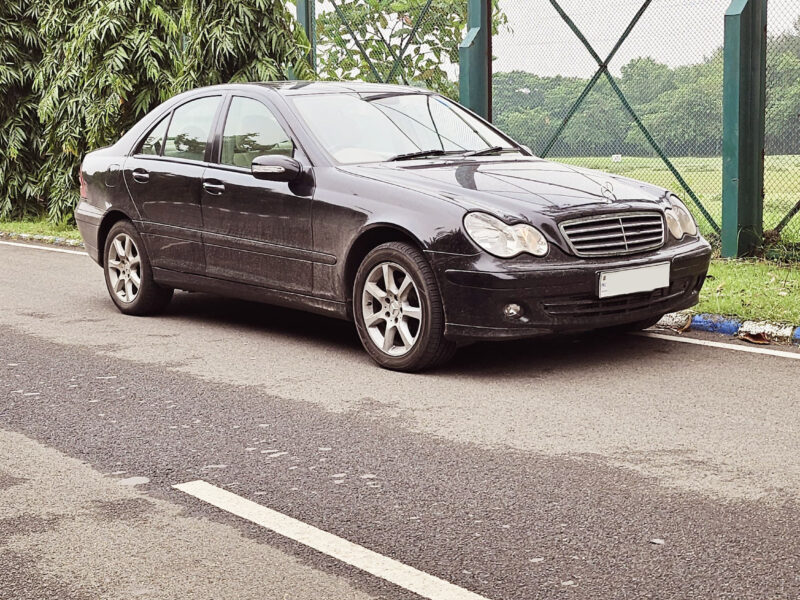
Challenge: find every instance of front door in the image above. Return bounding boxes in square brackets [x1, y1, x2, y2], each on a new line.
[124, 95, 222, 274]
[200, 95, 314, 293]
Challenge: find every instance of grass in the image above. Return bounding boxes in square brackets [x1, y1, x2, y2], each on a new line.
[697, 259, 800, 325]
[555, 155, 800, 243]
[0, 219, 82, 241]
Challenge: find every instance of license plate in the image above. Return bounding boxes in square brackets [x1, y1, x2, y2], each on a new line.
[598, 262, 670, 299]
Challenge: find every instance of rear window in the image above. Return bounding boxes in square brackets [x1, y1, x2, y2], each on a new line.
[136, 115, 169, 156]
[163, 96, 221, 162]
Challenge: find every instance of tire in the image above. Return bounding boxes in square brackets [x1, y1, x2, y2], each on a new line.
[353, 242, 456, 372]
[103, 220, 173, 315]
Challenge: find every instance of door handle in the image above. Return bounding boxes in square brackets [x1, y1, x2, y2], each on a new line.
[132, 169, 149, 184]
[202, 180, 225, 195]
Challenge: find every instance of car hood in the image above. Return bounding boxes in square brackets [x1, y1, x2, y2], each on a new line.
[341, 156, 669, 222]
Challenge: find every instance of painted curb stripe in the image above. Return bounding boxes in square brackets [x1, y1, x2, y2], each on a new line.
[689, 314, 742, 336]
[174, 480, 492, 600]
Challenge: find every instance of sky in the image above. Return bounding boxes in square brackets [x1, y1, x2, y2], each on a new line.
[493, 0, 800, 77]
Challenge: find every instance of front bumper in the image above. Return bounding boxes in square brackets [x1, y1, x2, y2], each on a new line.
[431, 238, 712, 341]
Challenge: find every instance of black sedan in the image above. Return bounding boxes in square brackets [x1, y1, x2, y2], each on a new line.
[77, 81, 712, 371]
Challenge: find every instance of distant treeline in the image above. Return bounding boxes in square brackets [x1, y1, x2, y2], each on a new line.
[492, 20, 800, 158]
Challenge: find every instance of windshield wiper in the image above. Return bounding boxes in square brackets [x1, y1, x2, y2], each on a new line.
[461, 146, 509, 157]
[387, 149, 447, 162]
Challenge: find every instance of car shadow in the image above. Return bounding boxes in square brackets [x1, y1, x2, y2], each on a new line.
[165, 291, 362, 349]
[161, 291, 669, 377]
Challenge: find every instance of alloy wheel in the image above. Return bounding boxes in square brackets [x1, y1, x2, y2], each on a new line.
[361, 262, 423, 356]
[107, 233, 141, 303]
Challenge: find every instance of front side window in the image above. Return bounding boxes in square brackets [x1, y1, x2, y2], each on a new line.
[163, 96, 221, 162]
[136, 115, 169, 156]
[291, 92, 515, 164]
[221, 97, 294, 168]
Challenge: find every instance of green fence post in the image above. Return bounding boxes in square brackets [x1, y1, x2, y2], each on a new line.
[458, 0, 490, 119]
[721, 0, 767, 257]
[296, 0, 316, 72]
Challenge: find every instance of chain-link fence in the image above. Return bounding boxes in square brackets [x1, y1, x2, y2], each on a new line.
[492, 0, 800, 245]
[492, 0, 728, 244]
[765, 1, 800, 242]
[305, 0, 800, 247]
[312, 0, 464, 100]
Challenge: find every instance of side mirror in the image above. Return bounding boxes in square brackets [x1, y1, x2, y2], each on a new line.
[251, 155, 302, 182]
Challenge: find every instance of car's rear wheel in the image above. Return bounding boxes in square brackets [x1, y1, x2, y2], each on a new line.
[103, 220, 173, 315]
[353, 242, 455, 371]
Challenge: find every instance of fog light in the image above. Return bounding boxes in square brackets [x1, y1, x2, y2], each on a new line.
[504, 303, 523, 318]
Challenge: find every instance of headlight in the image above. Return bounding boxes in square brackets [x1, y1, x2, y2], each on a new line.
[463, 212, 548, 258]
[665, 195, 698, 239]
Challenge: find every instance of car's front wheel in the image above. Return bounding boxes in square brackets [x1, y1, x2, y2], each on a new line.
[353, 242, 455, 371]
[103, 220, 173, 315]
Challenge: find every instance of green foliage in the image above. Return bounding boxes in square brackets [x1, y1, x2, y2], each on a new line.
[0, 0, 314, 223]
[175, 0, 313, 91]
[0, 1, 45, 219]
[36, 0, 181, 222]
[315, 0, 506, 100]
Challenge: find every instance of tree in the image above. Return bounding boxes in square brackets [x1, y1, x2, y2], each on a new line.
[36, 0, 181, 222]
[0, 1, 44, 219]
[175, 0, 313, 91]
[315, 0, 507, 100]
[620, 57, 675, 107]
[33, 0, 313, 223]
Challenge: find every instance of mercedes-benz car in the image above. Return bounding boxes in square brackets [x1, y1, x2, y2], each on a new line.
[77, 81, 712, 371]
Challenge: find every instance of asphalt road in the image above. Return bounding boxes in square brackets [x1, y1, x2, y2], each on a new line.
[1, 241, 799, 599]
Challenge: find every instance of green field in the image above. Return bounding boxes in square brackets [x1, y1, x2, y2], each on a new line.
[555, 155, 800, 244]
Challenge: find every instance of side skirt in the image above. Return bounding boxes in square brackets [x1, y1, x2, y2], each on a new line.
[152, 267, 350, 321]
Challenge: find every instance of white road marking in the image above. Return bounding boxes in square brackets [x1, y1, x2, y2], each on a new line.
[636, 331, 800, 360]
[174, 480, 492, 600]
[0, 240, 86, 255]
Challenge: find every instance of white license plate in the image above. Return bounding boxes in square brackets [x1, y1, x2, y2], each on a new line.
[598, 262, 670, 299]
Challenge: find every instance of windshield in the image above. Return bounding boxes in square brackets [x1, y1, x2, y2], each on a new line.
[291, 92, 518, 164]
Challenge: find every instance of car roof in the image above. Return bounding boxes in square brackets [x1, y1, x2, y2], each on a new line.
[192, 80, 433, 97]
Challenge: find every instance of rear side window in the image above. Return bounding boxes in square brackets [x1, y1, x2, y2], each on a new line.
[136, 115, 169, 156]
[163, 96, 221, 162]
[220, 97, 294, 168]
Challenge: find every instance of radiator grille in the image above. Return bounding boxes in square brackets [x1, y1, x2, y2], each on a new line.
[559, 212, 665, 257]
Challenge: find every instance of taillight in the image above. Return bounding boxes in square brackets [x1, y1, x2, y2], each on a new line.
[79, 168, 88, 199]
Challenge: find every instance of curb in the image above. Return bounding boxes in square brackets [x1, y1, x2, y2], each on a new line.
[657, 311, 800, 346]
[0, 230, 84, 249]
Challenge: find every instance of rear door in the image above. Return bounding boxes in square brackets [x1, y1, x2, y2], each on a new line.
[124, 95, 223, 274]
[200, 94, 314, 293]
